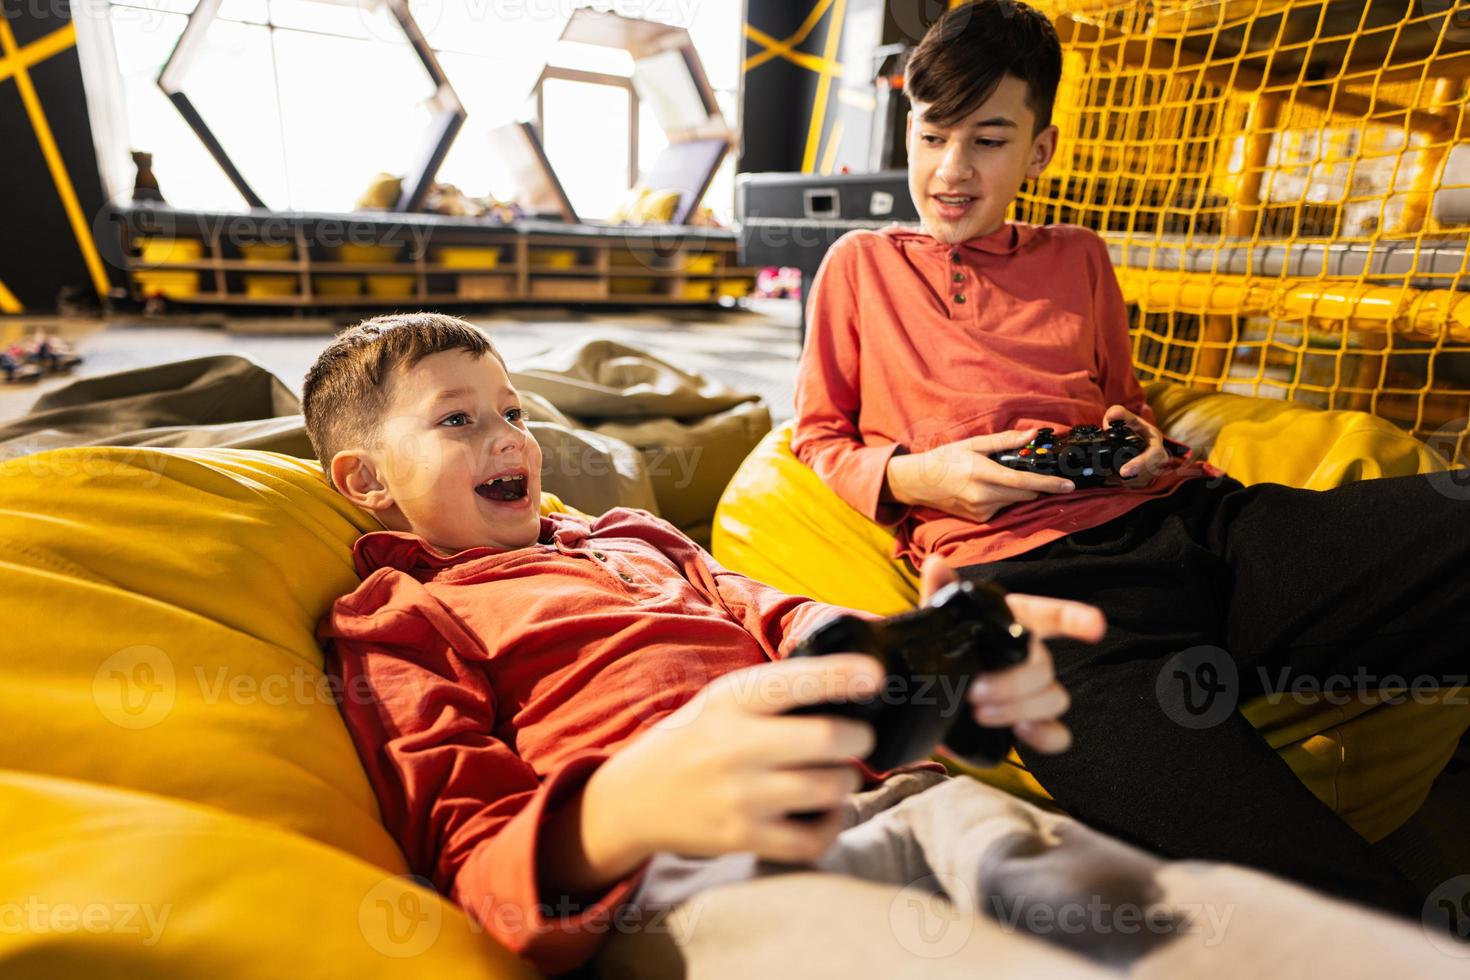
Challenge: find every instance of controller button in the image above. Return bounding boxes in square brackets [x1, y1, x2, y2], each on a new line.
[1036, 448, 1049, 455]
[1020, 448, 1031, 456]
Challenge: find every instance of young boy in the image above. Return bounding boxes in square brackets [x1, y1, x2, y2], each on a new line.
[305, 312, 1106, 975]
[792, 0, 1470, 918]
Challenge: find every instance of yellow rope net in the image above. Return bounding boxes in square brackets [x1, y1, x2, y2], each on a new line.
[1004, 0, 1470, 465]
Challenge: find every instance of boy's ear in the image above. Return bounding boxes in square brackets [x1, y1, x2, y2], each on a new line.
[330, 450, 395, 512]
[1026, 124, 1059, 179]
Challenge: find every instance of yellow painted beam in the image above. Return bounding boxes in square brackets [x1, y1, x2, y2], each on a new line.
[818, 118, 845, 174]
[742, 0, 836, 74]
[0, 22, 75, 86]
[0, 277, 21, 314]
[802, 0, 847, 174]
[0, 18, 110, 301]
[742, 23, 845, 78]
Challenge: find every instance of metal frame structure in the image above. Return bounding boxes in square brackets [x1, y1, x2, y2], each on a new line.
[157, 0, 464, 212]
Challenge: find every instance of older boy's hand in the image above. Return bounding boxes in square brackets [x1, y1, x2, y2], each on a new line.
[921, 557, 1103, 756]
[1104, 404, 1170, 488]
[586, 653, 885, 869]
[885, 428, 1076, 523]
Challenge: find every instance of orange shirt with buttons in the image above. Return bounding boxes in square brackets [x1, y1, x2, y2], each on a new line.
[792, 221, 1220, 569]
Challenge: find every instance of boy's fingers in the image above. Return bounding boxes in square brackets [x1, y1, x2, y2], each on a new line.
[1119, 446, 1169, 479]
[1003, 594, 1107, 643]
[976, 484, 1044, 505]
[968, 654, 1054, 705]
[716, 654, 885, 715]
[1014, 718, 1073, 754]
[962, 428, 1039, 454]
[747, 766, 862, 816]
[749, 715, 877, 766]
[973, 682, 1070, 726]
[982, 463, 1076, 495]
[918, 555, 958, 605]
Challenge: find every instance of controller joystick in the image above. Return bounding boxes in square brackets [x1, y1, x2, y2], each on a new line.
[989, 421, 1148, 488]
[787, 578, 1029, 772]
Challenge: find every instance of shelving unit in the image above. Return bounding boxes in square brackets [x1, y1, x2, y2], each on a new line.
[116, 206, 757, 310]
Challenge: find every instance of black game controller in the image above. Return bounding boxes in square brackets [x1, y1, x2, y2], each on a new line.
[989, 420, 1147, 488]
[787, 578, 1030, 772]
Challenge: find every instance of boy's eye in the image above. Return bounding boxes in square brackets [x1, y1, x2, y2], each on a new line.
[976, 139, 1005, 148]
[440, 412, 469, 427]
[504, 407, 524, 423]
[921, 134, 943, 144]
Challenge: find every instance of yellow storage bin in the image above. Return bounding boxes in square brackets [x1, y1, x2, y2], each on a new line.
[132, 270, 200, 299]
[138, 238, 203, 265]
[331, 243, 398, 264]
[681, 280, 716, 301]
[529, 248, 579, 269]
[365, 274, 415, 298]
[243, 274, 298, 298]
[313, 276, 362, 298]
[435, 246, 501, 269]
[717, 278, 752, 299]
[683, 253, 718, 274]
[240, 242, 295, 262]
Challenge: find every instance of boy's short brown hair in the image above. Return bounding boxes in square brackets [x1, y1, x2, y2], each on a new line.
[905, 0, 1062, 136]
[302, 312, 505, 488]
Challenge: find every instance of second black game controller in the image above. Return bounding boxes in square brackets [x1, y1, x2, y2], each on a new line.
[988, 420, 1147, 488]
[787, 578, 1030, 772]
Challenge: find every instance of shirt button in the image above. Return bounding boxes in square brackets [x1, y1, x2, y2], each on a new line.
[949, 251, 962, 262]
[952, 272, 964, 282]
[593, 551, 606, 560]
[954, 293, 966, 303]
[618, 572, 633, 583]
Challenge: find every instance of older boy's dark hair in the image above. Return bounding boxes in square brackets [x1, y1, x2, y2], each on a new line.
[302, 312, 504, 488]
[905, 0, 1062, 136]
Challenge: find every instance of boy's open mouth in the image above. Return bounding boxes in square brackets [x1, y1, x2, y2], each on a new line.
[475, 473, 528, 502]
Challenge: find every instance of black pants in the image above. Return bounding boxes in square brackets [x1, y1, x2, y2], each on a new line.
[961, 469, 1470, 918]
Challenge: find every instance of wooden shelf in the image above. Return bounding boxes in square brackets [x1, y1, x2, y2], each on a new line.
[525, 265, 604, 276]
[122, 215, 755, 310]
[134, 290, 744, 307]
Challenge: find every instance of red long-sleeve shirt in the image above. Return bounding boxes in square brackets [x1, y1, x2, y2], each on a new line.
[318, 507, 940, 974]
[792, 221, 1220, 568]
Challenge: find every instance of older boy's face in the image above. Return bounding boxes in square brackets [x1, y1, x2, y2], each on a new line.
[369, 349, 544, 553]
[907, 73, 1057, 245]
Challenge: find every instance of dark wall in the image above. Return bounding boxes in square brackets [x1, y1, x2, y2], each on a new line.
[739, 0, 951, 175]
[1, 0, 113, 313]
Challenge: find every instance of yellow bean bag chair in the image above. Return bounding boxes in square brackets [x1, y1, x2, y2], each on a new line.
[711, 383, 1468, 842]
[0, 446, 569, 977]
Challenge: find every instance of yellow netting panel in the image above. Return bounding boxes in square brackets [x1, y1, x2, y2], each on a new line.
[969, 0, 1470, 465]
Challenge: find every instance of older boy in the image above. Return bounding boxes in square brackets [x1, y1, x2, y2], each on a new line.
[793, 0, 1470, 917]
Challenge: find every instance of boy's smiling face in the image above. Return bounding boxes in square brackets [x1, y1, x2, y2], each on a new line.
[334, 349, 544, 554]
[907, 73, 1057, 245]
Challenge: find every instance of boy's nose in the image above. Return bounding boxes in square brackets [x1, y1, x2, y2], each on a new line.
[938, 146, 975, 183]
[493, 422, 525, 451]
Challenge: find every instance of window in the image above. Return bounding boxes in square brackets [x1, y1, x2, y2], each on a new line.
[540, 73, 634, 220]
[99, 0, 741, 222]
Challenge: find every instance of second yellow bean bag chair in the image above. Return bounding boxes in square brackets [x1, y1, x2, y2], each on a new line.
[711, 384, 1467, 842]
